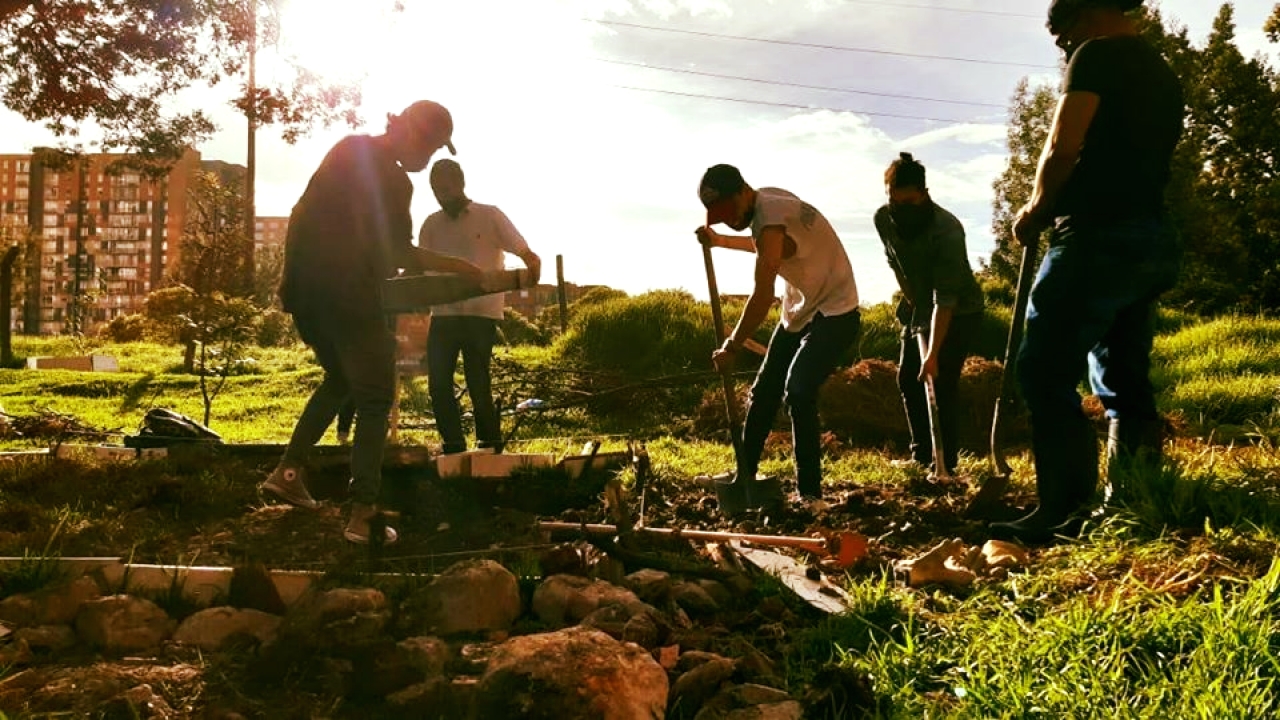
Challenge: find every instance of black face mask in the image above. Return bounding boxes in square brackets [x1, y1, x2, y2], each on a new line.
[890, 203, 934, 237]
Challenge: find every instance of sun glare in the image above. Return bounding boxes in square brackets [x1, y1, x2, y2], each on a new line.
[272, 0, 396, 85]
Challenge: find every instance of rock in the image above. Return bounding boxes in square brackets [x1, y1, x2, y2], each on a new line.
[401, 560, 521, 636]
[282, 588, 389, 652]
[172, 607, 281, 651]
[75, 596, 175, 653]
[474, 627, 668, 720]
[581, 604, 633, 640]
[100, 683, 174, 719]
[622, 612, 662, 650]
[695, 580, 733, 608]
[755, 597, 788, 621]
[694, 684, 801, 720]
[397, 636, 451, 677]
[671, 582, 720, 618]
[623, 569, 672, 604]
[0, 637, 32, 666]
[14, 624, 77, 652]
[227, 563, 287, 615]
[677, 650, 732, 673]
[539, 545, 586, 577]
[457, 641, 498, 674]
[0, 576, 100, 627]
[386, 677, 452, 716]
[670, 656, 736, 718]
[532, 575, 649, 627]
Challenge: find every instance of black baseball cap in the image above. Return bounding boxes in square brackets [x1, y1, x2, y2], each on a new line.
[698, 164, 746, 226]
[1048, 0, 1143, 34]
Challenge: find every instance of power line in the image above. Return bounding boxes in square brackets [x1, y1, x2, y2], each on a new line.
[841, 0, 1040, 19]
[596, 57, 1006, 108]
[589, 18, 1056, 70]
[610, 84, 1004, 123]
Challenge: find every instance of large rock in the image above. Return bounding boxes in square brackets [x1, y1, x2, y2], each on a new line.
[14, 624, 77, 652]
[671, 582, 720, 618]
[401, 560, 521, 636]
[75, 596, 175, 653]
[282, 588, 389, 652]
[0, 576, 100, 627]
[670, 656, 736, 718]
[532, 575, 649, 627]
[474, 627, 668, 720]
[623, 569, 672, 604]
[349, 635, 453, 698]
[172, 607, 281, 651]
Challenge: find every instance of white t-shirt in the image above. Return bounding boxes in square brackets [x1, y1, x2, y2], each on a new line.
[750, 187, 860, 330]
[417, 202, 531, 319]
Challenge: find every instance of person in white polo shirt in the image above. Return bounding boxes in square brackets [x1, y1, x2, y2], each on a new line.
[419, 159, 542, 454]
[695, 164, 861, 509]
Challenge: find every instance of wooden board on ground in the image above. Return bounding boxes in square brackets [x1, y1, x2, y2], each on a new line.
[728, 541, 852, 614]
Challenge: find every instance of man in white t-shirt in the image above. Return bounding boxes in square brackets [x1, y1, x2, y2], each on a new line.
[695, 164, 861, 507]
[419, 159, 541, 454]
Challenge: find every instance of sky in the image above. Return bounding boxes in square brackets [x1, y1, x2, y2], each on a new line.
[2, 0, 1277, 305]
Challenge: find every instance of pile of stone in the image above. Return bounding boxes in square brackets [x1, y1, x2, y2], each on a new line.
[0, 556, 811, 719]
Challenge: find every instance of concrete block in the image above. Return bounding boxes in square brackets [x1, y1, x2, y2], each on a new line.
[469, 453, 554, 478]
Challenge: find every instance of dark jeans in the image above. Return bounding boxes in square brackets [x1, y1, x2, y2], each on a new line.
[898, 310, 981, 473]
[738, 309, 861, 498]
[336, 398, 355, 436]
[427, 316, 501, 454]
[284, 316, 397, 505]
[1017, 215, 1180, 511]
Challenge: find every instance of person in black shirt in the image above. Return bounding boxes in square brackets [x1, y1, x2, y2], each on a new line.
[991, 0, 1184, 543]
[261, 100, 483, 545]
[874, 153, 984, 477]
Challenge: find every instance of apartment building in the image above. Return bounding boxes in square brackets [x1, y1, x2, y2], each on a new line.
[254, 216, 289, 249]
[504, 281, 601, 323]
[0, 148, 202, 335]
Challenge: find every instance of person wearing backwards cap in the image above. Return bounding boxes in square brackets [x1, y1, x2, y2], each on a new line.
[696, 165, 861, 511]
[991, 0, 1184, 543]
[262, 100, 484, 545]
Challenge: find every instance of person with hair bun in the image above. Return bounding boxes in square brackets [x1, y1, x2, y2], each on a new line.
[874, 152, 984, 477]
[991, 0, 1185, 543]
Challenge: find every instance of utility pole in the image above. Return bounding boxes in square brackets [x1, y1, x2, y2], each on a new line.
[556, 254, 568, 333]
[243, 0, 258, 297]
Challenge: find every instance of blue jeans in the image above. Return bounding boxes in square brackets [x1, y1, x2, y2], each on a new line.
[427, 316, 501, 454]
[1017, 215, 1180, 510]
[738, 309, 861, 498]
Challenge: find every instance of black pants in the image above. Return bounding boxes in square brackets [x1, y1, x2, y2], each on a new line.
[427, 316, 501, 454]
[898, 311, 981, 474]
[285, 316, 397, 505]
[738, 309, 861, 498]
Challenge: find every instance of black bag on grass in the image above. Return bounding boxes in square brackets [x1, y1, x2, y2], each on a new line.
[124, 408, 223, 448]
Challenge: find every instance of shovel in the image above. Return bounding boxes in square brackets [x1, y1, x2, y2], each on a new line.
[915, 332, 954, 484]
[700, 241, 782, 518]
[967, 242, 1039, 518]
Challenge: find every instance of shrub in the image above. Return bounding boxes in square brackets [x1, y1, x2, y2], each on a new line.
[498, 308, 546, 346]
[256, 308, 299, 348]
[100, 313, 147, 343]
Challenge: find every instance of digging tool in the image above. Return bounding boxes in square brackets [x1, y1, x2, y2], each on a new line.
[915, 332, 953, 483]
[537, 521, 868, 569]
[970, 243, 1040, 517]
[381, 267, 533, 313]
[700, 241, 783, 517]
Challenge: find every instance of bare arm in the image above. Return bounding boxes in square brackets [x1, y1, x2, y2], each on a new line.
[727, 226, 785, 348]
[1016, 91, 1100, 243]
[516, 248, 542, 285]
[695, 225, 756, 253]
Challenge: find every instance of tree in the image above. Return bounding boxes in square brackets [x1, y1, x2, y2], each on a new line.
[984, 78, 1059, 297]
[0, 1, 367, 175]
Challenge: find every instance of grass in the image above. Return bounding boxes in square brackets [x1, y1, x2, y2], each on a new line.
[8, 312, 1280, 716]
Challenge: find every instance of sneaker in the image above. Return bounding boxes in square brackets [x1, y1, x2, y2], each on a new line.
[260, 465, 320, 510]
[344, 503, 399, 545]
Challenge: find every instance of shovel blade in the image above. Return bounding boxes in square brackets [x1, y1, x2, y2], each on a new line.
[715, 474, 783, 518]
[963, 473, 1011, 519]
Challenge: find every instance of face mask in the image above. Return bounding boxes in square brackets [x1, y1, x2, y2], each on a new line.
[441, 197, 471, 218]
[890, 203, 933, 237]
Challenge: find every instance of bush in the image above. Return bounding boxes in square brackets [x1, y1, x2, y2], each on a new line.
[100, 313, 147, 343]
[498, 308, 546, 346]
[256, 309, 298, 348]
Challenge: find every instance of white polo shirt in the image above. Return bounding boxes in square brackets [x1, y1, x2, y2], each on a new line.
[750, 187, 860, 331]
[417, 202, 531, 319]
